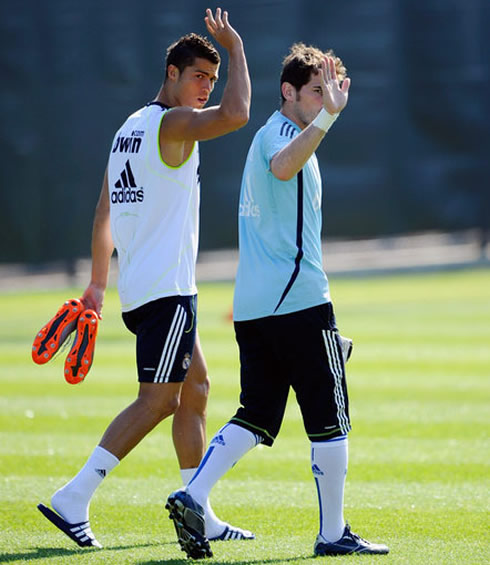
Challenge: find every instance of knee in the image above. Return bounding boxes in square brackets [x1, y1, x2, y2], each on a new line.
[195, 374, 210, 401]
[186, 356, 210, 399]
[186, 339, 210, 401]
[138, 389, 181, 422]
[163, 394, 181, 417]
[194, 371, 211, 400]
[179, 373, 210, 415]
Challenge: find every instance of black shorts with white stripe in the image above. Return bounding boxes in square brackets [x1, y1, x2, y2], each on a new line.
[122, 295, 197, 383]
[232, 301, 351, 446]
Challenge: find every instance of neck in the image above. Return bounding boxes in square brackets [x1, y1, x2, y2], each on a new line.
[154, 83, 174, 107]
[280, 106, 305, 130]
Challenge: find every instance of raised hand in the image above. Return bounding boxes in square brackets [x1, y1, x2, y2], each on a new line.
[320, 55, 351, 115]
[204, 7, 242, 51]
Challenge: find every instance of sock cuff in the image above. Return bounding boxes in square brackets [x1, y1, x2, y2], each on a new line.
[220, 423, 261, 450]
[92, 445, 120, 471]
[311, 436, 348, 450]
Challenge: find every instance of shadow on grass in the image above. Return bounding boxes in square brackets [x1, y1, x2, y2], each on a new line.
[0, 542, 161, 562]
[138, 557, 312, 565]
[0, 544, 314, 565]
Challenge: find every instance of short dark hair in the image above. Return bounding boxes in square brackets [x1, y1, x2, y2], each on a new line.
[165, 33, 220, 78]
[280, 43, 347, 104]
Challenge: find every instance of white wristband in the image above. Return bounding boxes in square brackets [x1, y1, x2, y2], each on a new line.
[312, 108, 338, 133]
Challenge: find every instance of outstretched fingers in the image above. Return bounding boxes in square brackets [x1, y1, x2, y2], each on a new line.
[323, 55, 338, 84]
[320, 55, 350, 114]
[221, 9, 229, 27]
[205, 7, 227, 35]
[204, 8, 214, 33]
[204, 7, 241, 50]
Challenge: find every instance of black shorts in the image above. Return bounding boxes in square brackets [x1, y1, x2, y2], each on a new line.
[231, 302, 351, 446]
[122, 295, 197, 383]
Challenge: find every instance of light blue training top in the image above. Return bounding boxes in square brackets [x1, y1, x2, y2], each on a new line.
[233, 110, 330, 322]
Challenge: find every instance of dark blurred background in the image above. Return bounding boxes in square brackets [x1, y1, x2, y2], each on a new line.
[1, 0, 489, 265]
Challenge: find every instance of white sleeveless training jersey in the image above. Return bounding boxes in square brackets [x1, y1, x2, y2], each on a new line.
[108, 102, 200, 312]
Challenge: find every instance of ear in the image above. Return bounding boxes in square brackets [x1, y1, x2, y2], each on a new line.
[167, 64, 180, 82]
[281, 82, 296, 103]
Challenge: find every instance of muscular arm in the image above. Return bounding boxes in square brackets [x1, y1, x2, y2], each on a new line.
[161, 9, 250, 143]
[81, 169, 114, 317]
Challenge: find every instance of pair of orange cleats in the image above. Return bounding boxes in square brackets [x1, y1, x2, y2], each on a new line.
[32, 298, 98, 384]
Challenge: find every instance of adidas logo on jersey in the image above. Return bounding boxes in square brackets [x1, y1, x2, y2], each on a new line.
[111, 160, 144, 204]
[239, 198, 260, 218]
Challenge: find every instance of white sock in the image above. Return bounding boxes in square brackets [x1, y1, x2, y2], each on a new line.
[311, 436, 348, 543]
[180, 467, 196, 487]
[51, 445, 119, 523]
[186, 423, 259, 509]
[181, 467, 227, 538]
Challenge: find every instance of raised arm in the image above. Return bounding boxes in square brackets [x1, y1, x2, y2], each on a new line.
[81, 169, 114, 318]
[161, 8, 251, 142]
[271, 56, 351, 181]
[204, 8, 250, 131]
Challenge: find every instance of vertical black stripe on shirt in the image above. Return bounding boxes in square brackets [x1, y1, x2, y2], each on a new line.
[274, 169, 304, 313]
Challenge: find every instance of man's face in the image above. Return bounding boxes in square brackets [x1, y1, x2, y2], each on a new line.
[173, 57, 219, 109]
[290, 71, 324, 129]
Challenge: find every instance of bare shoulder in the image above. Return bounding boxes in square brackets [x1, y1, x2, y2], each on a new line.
[159, 109, 196, 166]
[160, 106, 196, 141]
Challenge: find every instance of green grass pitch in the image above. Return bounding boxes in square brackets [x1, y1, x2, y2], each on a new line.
[0, 269, 489, 564]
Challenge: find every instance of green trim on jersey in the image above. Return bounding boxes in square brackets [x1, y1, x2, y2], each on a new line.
[157, 110, 196, 169]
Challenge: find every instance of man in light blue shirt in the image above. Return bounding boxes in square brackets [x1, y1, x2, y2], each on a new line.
[234, 109, 328, 321]
[167, 43, 389, 559]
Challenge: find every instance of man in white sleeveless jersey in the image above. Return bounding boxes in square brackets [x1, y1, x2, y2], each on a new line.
[166, 44, 389, 559]
[38, 8, 251, 548]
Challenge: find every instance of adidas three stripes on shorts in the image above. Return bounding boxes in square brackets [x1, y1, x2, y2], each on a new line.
[122, 295, 197, 383]
[231, 301, 351, 446]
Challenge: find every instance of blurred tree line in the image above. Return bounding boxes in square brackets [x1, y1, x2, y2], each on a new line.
[0, 0, 488, 263]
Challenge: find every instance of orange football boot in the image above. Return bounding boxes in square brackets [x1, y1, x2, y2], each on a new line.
[64, 309, 98, 384]
[32, 298, 83, 364]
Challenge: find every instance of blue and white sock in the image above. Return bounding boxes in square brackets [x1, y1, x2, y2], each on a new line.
[186, 423, 260, 509]
[311, 436, 348, 543]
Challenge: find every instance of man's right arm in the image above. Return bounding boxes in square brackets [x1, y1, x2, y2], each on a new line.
[81, 168, 114, 317]
[161, 9, 251, 142]
[271, 56, 350, 181]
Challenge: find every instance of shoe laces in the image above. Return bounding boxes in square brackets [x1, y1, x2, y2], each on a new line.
[344, 523, 369, 545]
